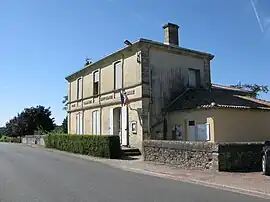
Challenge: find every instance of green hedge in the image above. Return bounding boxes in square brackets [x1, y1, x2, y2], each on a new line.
[0, 136, 12, 142]
[0, 136, 21, 143]
[44, 133, 121, 159]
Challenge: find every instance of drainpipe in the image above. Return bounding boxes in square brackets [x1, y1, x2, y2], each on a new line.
[68, 82, 71, 134]
[98, 68, 102, 135]
[82, 76, 84, 134]
[147, 45, 152, 136]
[121, 53, 124, 89]
[121, 53, 129, 145]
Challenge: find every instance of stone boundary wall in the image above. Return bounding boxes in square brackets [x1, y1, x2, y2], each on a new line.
[218, 142, 264, 172]
[143, 140, 264, 171]
[143, 140, 219, 170]
[22, 135, 45, 146]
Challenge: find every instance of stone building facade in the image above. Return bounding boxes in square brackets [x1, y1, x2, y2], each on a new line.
[66, 23, 214, 150]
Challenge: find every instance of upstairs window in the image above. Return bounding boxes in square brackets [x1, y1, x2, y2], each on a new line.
[188, 69, 200, 88]
[114, 61, 122, 90]
[93, 70, 99, 95]
[77, 78, 82, 100]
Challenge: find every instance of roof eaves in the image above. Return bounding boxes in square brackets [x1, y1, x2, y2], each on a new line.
[211, 83, 252, 93]
[65, 38, 214, 81]
[139, 38, 214, 60]
[235, 95, 270, 107]
[199, 104, 270, 110]
[65, 39, 142, 81]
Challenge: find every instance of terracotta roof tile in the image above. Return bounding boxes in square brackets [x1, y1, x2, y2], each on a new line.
[211, 83, 252, 93]
[167, 87, 270, 112]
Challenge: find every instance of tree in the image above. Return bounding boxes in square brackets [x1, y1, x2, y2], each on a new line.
[62, 95, 68, 133]
[5, 106, 55, 137]
[230, 82, 269, 98]
[62, 116, 68, 133]
[0, 127, 5, 135]
[62, 95, 68, 111]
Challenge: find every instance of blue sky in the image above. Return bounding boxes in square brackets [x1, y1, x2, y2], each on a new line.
[0, 0, 270, 126]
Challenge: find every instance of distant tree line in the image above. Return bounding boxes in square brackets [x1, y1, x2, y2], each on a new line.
[230, 83, 269, 98]
[1, 106, 55, 137]
[0, 96, 69, 137]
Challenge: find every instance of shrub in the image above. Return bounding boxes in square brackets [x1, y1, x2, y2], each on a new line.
[44, 133, 121, 159]
[0, 136, 13, 142]
[0, 136, 21, 143]
[11, 137, 21, 143]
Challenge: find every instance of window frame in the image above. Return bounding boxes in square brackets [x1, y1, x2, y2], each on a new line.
[77, 77, 83, 100]
[93, 70, 100, 96]
[92, 110, 100, 135]
[76, 112, 83, 135]
[114, 61, 122, 90]
[188, 68, 200, 88]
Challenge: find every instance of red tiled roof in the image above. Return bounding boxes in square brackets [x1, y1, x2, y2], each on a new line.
[211, 83, 252, 93]
[167, 88, 270, 112]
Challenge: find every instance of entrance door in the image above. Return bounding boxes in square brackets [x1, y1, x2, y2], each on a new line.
[187, 120, 196, 141]
[110, 107, 123, 143]
[121, 105, 129, 146]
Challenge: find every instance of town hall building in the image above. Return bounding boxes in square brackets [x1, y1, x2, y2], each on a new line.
[66, 22, 270, 150]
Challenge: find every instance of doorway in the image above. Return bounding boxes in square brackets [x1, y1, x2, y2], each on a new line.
[109, 106, 129, 146]
[187, 120, 196, 141]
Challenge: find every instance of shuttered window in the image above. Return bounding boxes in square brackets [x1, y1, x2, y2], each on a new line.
[188, 69, 200, 88]
[77, 78, 82, 99]
[114, 61, 122, 89]
[92, 110, 100, 135]
[76, 113, 83, 135]
[93, 71, 99, 95]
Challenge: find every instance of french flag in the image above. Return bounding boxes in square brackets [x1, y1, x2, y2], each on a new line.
[120, 91, 129, 106]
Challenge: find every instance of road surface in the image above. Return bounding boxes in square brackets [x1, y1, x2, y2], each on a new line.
[0, 143, 268, 202]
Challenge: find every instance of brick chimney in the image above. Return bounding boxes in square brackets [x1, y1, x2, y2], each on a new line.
[163, 23, 179, 46]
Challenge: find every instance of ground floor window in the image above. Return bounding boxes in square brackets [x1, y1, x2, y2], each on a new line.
[92, 110, 100, 135]
[76, 112, 83, 135]
[187, 121, 210, 141]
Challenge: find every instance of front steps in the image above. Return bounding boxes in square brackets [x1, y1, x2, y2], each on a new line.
[121, 146, 141, 157]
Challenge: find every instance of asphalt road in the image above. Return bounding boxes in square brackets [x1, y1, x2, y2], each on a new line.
[0, 143, 268, 202]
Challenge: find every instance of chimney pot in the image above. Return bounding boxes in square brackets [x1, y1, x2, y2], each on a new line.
[163, 23, 179, 46]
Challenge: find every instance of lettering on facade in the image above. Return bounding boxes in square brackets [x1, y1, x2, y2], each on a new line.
[71, 104, 76, 108]
[126, 89, 135, 95]
[100, 95, 113, 101]
[83, 100, 93, 105]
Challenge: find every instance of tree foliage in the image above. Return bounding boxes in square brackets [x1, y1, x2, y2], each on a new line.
[5, 106, 55, 137]
[0, 127, 6, 136]
[62, 95, 68, 133]
[62, 116, 68, 133]
[230, 82, 269, 98]
[62, 95, 68, 111]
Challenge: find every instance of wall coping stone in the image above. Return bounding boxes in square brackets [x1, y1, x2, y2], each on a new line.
[217, 141, 264, 146]
[143, 140, 218, 152]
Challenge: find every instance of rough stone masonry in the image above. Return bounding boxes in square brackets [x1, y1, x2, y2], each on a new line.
[143, 140, 264, 171]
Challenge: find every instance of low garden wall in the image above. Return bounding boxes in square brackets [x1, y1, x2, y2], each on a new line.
[22, 135, 45, 146]
[218, 142, 264, 171]
[143, 140, 264, 172]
